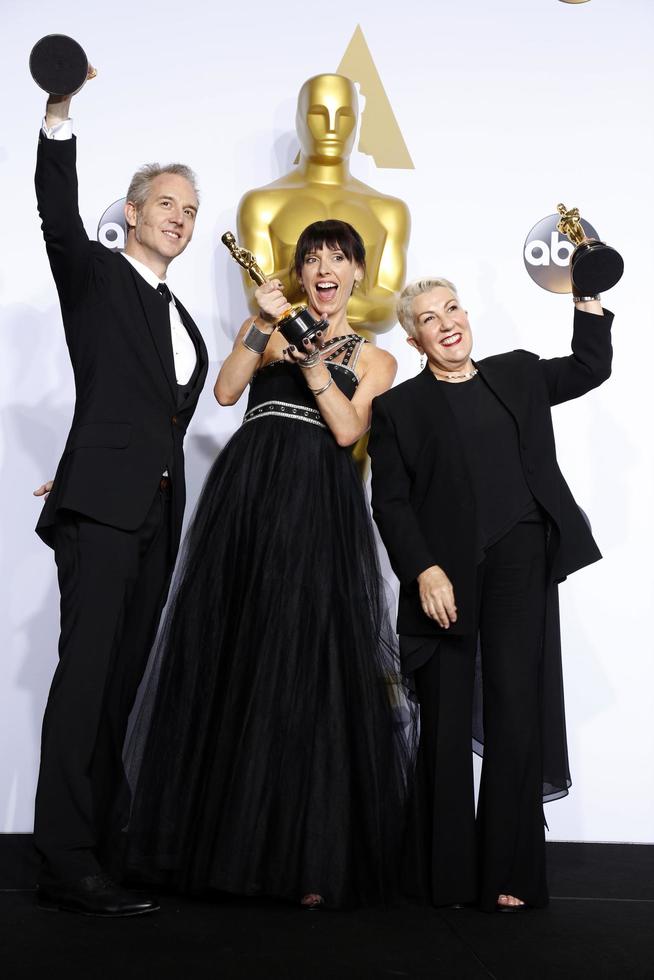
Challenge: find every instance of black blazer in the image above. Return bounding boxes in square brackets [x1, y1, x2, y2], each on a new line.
[34, 134, 208, 549]
[368, 308, 613, 637]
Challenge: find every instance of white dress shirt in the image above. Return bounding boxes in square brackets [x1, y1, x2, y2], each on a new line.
[42, 117, 73, 140]
[120, 253, 197, 385]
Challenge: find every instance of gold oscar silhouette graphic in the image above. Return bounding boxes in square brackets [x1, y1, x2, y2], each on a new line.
[236, 73, 410, 340]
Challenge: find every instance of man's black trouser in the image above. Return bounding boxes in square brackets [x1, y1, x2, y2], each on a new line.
[34, 482, 173, 881]
[405, 520, 549, 911]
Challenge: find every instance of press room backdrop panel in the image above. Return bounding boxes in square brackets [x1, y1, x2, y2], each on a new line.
[2, 0, 653, 842]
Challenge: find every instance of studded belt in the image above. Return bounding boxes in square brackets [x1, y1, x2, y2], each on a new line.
[243, 400, 326, 428]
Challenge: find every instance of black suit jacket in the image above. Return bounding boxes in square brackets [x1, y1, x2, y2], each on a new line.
[368, 308, 613, 637]
[34, 134, 208, 549]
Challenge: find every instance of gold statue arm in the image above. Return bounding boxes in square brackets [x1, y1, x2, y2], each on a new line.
[347, 199, 410, 334]
[236, 193, 280, 280]
[235, 198, 292, 314]
[237, 203, 301, 311]
[346, 281, 400, 335]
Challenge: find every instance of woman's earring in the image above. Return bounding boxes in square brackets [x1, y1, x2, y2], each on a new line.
[420, 351, 426, 370]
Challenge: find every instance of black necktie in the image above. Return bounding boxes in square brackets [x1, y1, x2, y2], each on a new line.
[157, 282, 172, 304]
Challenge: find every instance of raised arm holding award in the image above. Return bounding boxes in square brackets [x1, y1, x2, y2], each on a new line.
[222, 231, 328, 350]
[557, 203, 624, 299]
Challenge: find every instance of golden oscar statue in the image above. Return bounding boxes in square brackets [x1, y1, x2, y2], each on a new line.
[236, 73, 410, 340]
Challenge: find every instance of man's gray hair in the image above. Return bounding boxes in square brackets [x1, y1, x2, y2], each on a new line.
[126, 163, 200, 209]
[397, 277, 459, 338]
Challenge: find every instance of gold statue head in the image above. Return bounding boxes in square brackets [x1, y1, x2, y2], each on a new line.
[296, 73, 358, 162]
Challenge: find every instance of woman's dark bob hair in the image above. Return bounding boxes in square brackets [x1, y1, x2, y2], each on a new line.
[293, 219, 366, 280]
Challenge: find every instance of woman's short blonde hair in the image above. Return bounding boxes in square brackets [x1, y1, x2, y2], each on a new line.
[396, 278, 458, 338]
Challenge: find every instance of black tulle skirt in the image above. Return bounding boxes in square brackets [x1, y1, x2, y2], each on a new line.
[124, 414, 416, 907]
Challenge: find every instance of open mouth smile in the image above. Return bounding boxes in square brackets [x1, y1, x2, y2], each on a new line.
[441, 333, 462, 348]
[315, 282, 338, 300]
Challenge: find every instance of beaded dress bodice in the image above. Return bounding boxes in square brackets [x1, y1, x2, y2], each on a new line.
[244, 334, 366, 430]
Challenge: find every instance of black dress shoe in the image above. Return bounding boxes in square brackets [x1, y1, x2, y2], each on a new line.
[37, 873, 159, 916]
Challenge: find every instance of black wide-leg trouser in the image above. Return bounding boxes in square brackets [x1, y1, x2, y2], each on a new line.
[33, 483, 173, 882]
[405, 520, 549, 911]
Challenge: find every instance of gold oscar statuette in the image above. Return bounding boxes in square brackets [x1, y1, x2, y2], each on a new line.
[556, 203, 623, 296]
[221, 231, 327, 349]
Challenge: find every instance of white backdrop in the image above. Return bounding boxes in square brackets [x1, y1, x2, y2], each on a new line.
[2, 0, 653, 843]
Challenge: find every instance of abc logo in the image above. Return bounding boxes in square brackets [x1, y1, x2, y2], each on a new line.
[524, 213, 599, 293]
[97, 198, 127, 252]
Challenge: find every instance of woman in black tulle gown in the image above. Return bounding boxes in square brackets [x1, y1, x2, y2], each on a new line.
[125, 220, 415, 909]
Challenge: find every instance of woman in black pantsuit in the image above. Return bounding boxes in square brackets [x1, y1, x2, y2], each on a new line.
[368, 277, 613, 911]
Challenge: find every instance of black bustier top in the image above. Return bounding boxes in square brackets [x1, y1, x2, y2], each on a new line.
[244, 334, 365, 430]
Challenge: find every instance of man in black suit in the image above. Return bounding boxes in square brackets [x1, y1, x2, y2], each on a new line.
[32, 76, 208, 915]
[368, 278, 612, 911]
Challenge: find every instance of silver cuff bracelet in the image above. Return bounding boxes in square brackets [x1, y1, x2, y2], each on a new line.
[242, 320, 271, 355]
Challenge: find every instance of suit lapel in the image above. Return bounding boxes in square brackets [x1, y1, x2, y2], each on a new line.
[406, 366, 455, 459]
[475, 356, 524, 433]
[403, 366, 473, 509]
[173, 295, 209, 407]
[128, 266, 178, 401]
[415, 365, 439, 401]
[413, 365, 450, 430]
